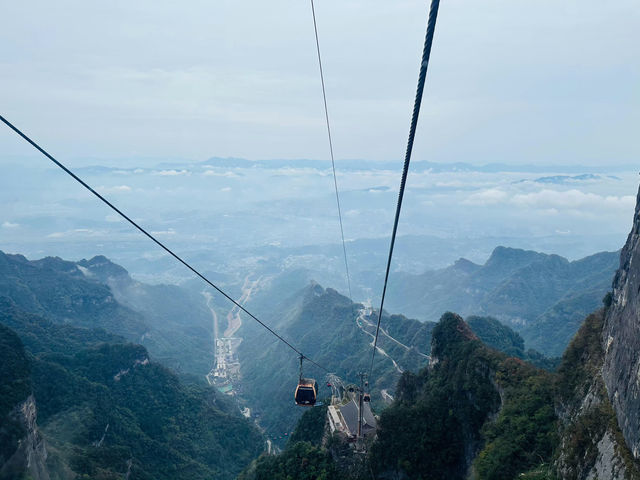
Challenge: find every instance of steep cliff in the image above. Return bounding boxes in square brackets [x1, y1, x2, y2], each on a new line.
[555, 310, 639, 479]
[0, 324, 49, 480]
[1, 300, 265, 479]
[370, 313, 557, 480]
[603, 185, 640, 460]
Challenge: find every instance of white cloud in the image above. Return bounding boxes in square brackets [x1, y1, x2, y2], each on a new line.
[98, 185, 132, 193]
[153, 169, 190, 176]
[220, 187, 232, 192]
[511, 189, 635, 210]
[270, 167, 328, 177]
[150, 228, 176, 235]
[203, 170, 238, 177]
[1, 221, 19, 228]
[46, 228, 106, 238]
[462, 188, 509, 206]
[462, 187, 635, 215]
[435, 181, 467, 188]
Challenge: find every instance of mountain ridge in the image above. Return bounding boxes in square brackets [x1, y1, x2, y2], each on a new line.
[386, 245, 619, 356]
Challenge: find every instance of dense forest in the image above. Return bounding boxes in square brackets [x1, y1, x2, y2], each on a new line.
[237, 284, 432, 442]
[371, 312, 557, 479]
[0, 299, 263, 479]
[248, 297, 640, 480]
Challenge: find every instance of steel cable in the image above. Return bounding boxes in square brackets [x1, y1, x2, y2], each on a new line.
[0, 114, 329, 374]
[369, 0, 441, 379]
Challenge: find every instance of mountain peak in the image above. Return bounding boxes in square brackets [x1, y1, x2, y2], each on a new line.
[483, 246, 548, 275]
[451, 257, 481, 274]
[32, 255, 79, 275]
[77, 255, 129, 280]
[486, 246, 544, 264]
[304, 281, 325, 297]
[431, 312, 478, 361]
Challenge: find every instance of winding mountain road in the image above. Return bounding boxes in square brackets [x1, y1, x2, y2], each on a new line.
[355, 308, 404, 374]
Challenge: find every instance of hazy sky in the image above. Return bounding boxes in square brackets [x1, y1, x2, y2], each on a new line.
[1, 0, 638, 166]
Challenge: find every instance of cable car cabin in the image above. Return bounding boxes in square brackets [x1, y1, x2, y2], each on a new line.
[295, 378, 318, 406]
[363, 393, 371, 403]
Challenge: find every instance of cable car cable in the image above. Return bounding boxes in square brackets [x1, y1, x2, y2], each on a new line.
[368, 0, 441, 379]
[0, 113, 329, 374]
[309, 0, 354, 307]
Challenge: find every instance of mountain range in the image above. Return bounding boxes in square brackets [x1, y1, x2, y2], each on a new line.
[0, 252, 264, 479]
[385, 246, 619, 356]
[239, 186, 640, 480]
[0, 251, 217, 377]
[0, 198, 635, 478]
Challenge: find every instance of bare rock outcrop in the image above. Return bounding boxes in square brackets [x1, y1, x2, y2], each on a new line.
[0, 395, 49, 480]
[603, 186, 640, 460]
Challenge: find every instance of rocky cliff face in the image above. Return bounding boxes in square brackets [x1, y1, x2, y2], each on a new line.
[554, 183, 640, 478]
[603, 185, 640, 460]
[555, 311, 638, 480]
[0, 395, 50, 480]
[0, 322, 50, 480]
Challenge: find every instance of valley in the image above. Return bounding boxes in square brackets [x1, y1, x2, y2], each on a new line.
[205, 275, 265, 398]
[0, 224, 633, 478]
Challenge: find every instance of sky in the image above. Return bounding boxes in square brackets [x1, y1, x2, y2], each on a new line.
[1, 0, 638, 165]
[1, 0, 639, 289]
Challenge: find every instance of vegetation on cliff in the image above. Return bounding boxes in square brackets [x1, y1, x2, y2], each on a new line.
[0, 324, 32, 474]
[0, 302, 264, 479]
[554, 307, 640, 479]
[371, 312, 557, 479]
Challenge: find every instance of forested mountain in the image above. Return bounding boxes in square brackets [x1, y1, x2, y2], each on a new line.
[247, 305, 639, 479]
[0, 204, 633, 478]
[237, 283, 432, 441]
[237, 284, 557, 445]
[0, 251, 148, 339]
[0, 251, 265, 479]
[371, 313, 558, 479]
[0, 301, 264, 479]
[370, 299, 640, 479]
[385, 246, 618, 356]
[0, 323, 46, 480]
[466, 316, 559, 370]
[0, 250, 215, 376]
[242, 186, 640, 480]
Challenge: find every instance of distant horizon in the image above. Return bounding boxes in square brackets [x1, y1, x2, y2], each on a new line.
[2, 151, 637, 173]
